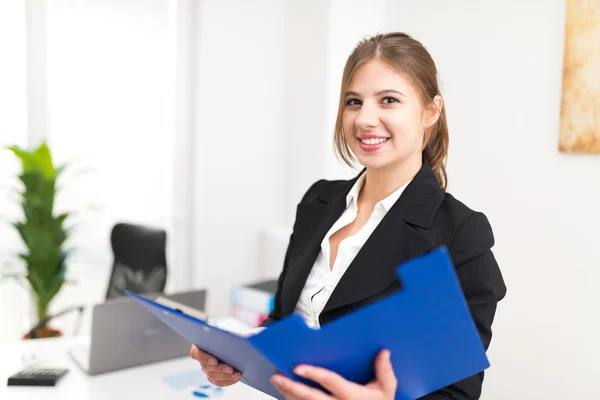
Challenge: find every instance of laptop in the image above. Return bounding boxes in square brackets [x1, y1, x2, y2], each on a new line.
[68, 289, 206, 375]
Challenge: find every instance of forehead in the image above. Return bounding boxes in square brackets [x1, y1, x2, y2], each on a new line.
[346, 58, 415, 96]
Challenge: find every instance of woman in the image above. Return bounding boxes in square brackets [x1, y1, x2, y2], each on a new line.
[191, 32, 507, 400]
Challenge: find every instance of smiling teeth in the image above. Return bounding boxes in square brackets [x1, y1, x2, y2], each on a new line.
[360, 138, 388, 145]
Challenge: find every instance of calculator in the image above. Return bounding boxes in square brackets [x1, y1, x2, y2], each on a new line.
[7, 367, 69, 387]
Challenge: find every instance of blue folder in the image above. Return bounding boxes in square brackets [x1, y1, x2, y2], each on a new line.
[126, 247, 489, 400]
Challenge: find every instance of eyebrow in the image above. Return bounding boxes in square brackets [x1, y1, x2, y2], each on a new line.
[344, 89, 408, 98]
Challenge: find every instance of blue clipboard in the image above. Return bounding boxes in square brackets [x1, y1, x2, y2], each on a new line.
[126, 247, 489, 400]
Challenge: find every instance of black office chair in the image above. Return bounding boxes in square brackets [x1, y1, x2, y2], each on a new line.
[105, 222, 168, 300]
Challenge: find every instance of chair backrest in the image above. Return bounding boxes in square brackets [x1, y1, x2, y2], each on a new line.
[105, 222, 168, 300]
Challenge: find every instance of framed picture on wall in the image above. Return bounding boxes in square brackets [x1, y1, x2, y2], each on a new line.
[559, 0, 600, 153]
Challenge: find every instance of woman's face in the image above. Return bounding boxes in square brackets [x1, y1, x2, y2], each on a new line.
[342, 59, 440, 171]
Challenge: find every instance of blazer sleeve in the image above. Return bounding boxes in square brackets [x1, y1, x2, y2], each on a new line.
[259, 179, 325, 328]
[418, 212, 507, 400]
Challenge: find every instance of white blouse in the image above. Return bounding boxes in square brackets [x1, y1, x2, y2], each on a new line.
[293, 173, 411, 328]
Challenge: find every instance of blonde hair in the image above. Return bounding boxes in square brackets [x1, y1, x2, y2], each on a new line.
[334, 32, 449, 191]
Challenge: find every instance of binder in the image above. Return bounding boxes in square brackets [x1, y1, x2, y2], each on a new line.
[126, 247, 490, 400]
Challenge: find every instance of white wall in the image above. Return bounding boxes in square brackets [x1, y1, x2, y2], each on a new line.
[191, 0, 287, 317]
[282, 0, 331, 225]
[45, 0, 176, 274]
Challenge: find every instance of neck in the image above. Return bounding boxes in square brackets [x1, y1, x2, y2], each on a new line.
[359, 156, 422, 206]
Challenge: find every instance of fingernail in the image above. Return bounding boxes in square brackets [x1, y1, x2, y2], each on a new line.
[271, 375, 283, 385]
[232, 372, 241, 379]
[223, 366, 233, 373]
[208, 358, 218, 365]
[294, 366, 306, 376]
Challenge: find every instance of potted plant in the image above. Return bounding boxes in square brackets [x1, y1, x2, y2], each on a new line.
[3, 141, 71, 339]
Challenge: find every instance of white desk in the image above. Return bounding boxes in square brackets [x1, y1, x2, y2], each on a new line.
[0, 337, 274, 400]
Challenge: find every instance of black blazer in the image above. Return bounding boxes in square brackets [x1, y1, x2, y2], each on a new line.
[261, 161, 507, 400]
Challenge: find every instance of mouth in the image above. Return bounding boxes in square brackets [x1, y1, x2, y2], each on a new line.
[356, 136, 390, 152]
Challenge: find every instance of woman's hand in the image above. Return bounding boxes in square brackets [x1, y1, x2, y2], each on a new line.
[270, 350, 397, 400]
[190, 345, 242, 387]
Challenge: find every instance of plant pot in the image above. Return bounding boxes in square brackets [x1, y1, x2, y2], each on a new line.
[21, 286, 63, 340]
[21, 325, 63, 340]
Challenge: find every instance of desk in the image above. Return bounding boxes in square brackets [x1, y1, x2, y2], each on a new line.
[1, 337, 274, 400]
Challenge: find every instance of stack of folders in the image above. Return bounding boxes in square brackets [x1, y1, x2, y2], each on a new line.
[229, 280, 277, 327]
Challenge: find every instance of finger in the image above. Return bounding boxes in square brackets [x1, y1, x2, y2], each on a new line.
[271, 375, 306, 400]
[190, 345, 219, 365]
[269, 382, 301, 400]
[276, 386, 304, 400]
[200, 362, 239, 375]
[293, 365, 358, 398]
[203, 370, 242, 381]
[207, 376, 241, 387]
[273, 386, 302, 400]
[374, 350, 397, 396]
[210, 376, 242, 385]
[271, 374, 333, 400]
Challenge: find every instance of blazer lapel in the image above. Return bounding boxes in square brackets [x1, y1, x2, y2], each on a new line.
[280, 174, 362, 316]
[321, 162, 444, 318]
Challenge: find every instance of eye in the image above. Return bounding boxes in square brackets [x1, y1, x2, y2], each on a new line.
[345, 98, 361, 106]
[382, 96, 400, 104]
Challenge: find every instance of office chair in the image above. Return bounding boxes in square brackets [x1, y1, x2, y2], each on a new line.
[105, 222, 168, 300]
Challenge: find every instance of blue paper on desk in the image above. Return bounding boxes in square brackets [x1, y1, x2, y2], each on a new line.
[126, 247, 489, 400]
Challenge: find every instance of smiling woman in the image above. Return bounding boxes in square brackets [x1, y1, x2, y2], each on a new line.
[190, 32, 507, 400]
[334, 33, 448, 194]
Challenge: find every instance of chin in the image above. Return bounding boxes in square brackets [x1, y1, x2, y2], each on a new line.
[356, 152, 416, 172]
[355, 156, 393, 171]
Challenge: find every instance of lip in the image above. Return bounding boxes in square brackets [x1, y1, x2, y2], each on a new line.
[356, 136, 390, 153]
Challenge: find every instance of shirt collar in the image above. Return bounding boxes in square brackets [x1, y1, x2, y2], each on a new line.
[379, 180, 411, 212]
[345, 172, 365, 210]
[345, 172, 412, 213]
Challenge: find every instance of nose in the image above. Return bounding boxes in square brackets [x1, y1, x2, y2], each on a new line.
[355, 102, 379, 131]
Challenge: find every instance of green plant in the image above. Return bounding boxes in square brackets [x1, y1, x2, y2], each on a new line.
[5, 141, 70, 332]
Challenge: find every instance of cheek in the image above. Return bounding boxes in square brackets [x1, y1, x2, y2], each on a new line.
[385, 112, 423, 142]
[342, 114, 356, 140]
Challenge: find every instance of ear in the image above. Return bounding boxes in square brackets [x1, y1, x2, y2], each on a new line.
[424, 95, 443, 128]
